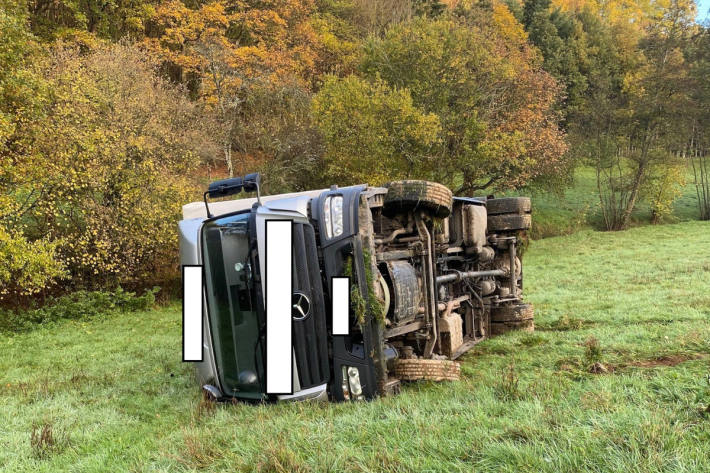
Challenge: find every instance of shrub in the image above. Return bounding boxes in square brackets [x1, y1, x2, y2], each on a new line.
[0, 287, 158, 332]
[2, 43, 205, 300]
[0, 228, 66, 302]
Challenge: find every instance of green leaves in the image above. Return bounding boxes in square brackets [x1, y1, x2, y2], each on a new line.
[313, 75, 441, 185]
[359, 13, 568, 192]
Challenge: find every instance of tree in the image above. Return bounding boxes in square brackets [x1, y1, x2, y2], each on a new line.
[0, 1, 67, 302]
[685, 25, 710, 219]
[26, 0, 157, 40]
[576, 0, 697, 229]
[551, 0, 674, 31]
[21, 44, 204, 289]
[312, 75, 441, 185]
[360, 11, 568, 193]
[522, 0, 589, 120]
[145, 0, 322, 177]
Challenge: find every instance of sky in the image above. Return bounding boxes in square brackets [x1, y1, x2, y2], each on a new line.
[698, 0, 710, 23]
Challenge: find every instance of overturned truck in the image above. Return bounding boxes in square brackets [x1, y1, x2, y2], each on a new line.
[179, 174, 533, 402]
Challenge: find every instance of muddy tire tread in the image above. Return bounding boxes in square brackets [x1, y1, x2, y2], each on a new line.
[486, 197, 531, 215]
[487, 214, 532, 232]
[384, 180, 453, 218]
[491, 303, 534, 323]
[395, 358, 461, 381]
[490, 319, 535, 335]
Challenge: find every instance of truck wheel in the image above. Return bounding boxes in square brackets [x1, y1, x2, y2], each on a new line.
[394, 358, 461, 381]
[491, 303, 534, 323]
[384, 180, 453, 218]
[486, 197, 531, 215]
[487, 214, 531, 232]
[490, 319, 535, 335]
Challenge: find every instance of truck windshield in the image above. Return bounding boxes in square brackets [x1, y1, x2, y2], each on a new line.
[202, 212, 264, 399]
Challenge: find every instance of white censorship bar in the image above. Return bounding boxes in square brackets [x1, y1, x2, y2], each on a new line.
[182, 265, 204, 362]
[332, 277, 350, 335]
[266, 220, 293, 394]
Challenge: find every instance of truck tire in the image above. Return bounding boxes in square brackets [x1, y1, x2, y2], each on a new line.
[394, 358, 461, 381]
[486, 197, 531, 215]
[487, 214, 531, 232]
[490, 319, 535, 335]
[384, 180, 453, 218]
[491, 303, 534, 323]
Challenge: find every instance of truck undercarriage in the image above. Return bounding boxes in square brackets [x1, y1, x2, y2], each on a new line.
[320, 181, 533, 400]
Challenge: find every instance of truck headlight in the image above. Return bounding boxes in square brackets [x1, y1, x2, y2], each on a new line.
[341, 365, 351, 401]
[323, 195, 344, 239]
[347, 366, 363, 399]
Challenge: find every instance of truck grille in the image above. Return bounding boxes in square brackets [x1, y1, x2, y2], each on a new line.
[292, 223, 330, 389]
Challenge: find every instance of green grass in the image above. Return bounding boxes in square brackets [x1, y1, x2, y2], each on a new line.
[1, 221, 709, 472]
[515, 167, 704, 239]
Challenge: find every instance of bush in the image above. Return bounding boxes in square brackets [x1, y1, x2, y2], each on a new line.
[312, 75, 441, 185]
[0, 228, 66, 302]
[2, 41, 206, 302]
[0, 287, 158, 332]
[13, 43, 204, 291]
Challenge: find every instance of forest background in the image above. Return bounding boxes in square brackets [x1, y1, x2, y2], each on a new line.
[1, 0, 709, 308]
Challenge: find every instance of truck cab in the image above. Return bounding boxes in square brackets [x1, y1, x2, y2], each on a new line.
[179, 174, 533, 402]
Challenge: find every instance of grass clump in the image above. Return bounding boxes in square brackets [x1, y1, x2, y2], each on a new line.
[584, 336, 609, 374]
[30, 422, 69, 459]
[696, 374, 710, 417]
[494, 363, 521, 401]
[542, 314, 588, 331]
[584, 336, 603, 364]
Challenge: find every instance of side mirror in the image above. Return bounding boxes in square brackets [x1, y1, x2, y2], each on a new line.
[242, 173, 261, 193]
[208, 177, 245, 198]
[203, 173, 262, 218]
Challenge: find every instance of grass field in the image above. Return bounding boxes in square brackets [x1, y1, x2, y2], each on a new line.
[1, 221, 709, 472]
[517, 167, 703, 239]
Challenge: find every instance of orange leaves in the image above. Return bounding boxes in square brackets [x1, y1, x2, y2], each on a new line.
[146, 0, 322, 90]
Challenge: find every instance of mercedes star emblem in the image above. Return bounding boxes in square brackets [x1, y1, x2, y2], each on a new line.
[292, 292, 311, 320]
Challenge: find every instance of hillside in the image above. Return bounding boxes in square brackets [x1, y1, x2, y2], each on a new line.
[3, 0, 709, 299]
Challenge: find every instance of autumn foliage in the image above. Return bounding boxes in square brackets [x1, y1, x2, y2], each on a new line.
[1, 0, 708, 302]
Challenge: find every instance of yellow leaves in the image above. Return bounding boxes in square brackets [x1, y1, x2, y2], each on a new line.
[551, 0, 686, 33]
[200, 2, 231, 28]
[492, 1, 528, 45]
[0, 43, 203, 294]
[0, 228, 66, 299]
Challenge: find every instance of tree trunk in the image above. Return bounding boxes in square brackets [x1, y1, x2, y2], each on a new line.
[619, 161, 645, 230]
[224, 142, 233, 178]
[650, 209, 660, 224]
